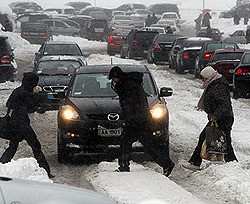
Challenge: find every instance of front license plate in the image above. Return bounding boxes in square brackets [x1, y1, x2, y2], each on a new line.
[47, 93, 54, 99]
[98, 128, 123, 137]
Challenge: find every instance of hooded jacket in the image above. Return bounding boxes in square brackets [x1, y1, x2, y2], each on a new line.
[6, 73, 42, 123]
[203, 76, 233, 122]
[112, 72, 152, 125]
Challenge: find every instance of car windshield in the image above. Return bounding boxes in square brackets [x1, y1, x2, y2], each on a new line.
[213, 52, 244, 61]
[206, 43, 238, 51]
[183, 41, 209, 48]
[43, 44, 82, 56]
[36, 60, 81, 75]
[158, 21, 175, 26]
[115, 16, 132, 20]
[71, 73, 156, 98]
[242, 53, 250, 64]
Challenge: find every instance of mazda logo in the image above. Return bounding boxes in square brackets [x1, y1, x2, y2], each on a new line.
[107, 113, 120, 121]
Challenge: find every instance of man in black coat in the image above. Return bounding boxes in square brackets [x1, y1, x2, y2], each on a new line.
[108, 66, 175, 176]
[0, 72, 54, 178]
[182, 66, 238, 171]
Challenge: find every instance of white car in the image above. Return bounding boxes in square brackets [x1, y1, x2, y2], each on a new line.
[156, 20, 180, 34]
[160, 12, 180, 27]
[142, 26, 166, 34]
[109, 15, 135, 29]
[0, 176, 116, 204]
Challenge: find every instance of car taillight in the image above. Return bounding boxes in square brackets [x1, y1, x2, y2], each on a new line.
[108, 36, 113, 43]
[237, 68, 249, 74]
[132, 40, 138, 45]
[21, 32, 29, 35]
[129, 23, 135, 26]
[154, 43, 161, 50]
[183, 51, 189, 59]
[172, 28, 176, 31]
[40, 32, 47, 36]
[1, 54, 11, 64]
[204, 53, 211, 60]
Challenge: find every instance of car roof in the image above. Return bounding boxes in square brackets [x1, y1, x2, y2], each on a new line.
[39, 55, 82, 61]
[76, 64, 150, 74]
[44, 41, 78, 45]
[214, 49, 249, 53]
[186, 37, 212, 41]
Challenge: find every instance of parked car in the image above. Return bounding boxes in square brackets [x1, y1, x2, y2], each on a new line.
[57, 64, 173, 163]
[8, 1, 43, 15]
[107, 29, 131, 55]
[68, 15, 93, 37]
[147, 3, 180, 18]
[156, 20, 180, 34]
[111, 10, 126, 17]
[109, 15, 135, 30]
[0, 176, 115, 203]
[82, 18, 111, 42]
[38, 19, 80, 37]
[15, 13, 51, 33]
[21, 23, 51, 44]
[175, 37, 213, 74]
[34, 41, 88, 67]
[207, 49, 249, 87]
[34, 56, 85, 110]
[196, 27, 223, 41]
[233, 52, 250, 99]
[78, 7, 112, 19]
[168, 37, 187, 69]
[0, 35, 17, 83]
[147, 33, 182, 64]
[160, 12, 180, 27]
[120, 29, 158, 59]
[223, 30, 247, 44]
[194, 42, 239, 78]
[64, 1, 92, 13]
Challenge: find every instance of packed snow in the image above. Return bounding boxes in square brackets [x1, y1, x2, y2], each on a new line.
[0, 2, 249, 204]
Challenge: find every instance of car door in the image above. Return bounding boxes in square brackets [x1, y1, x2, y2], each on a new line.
[54, 20, 70, 36]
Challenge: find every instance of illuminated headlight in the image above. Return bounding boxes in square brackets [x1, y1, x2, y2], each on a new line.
[150, 104, 166, 119]
[61, 105, 79, 120]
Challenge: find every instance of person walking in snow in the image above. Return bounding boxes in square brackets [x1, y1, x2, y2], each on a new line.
[108, 66, 175, 176]
[202, 12, 211, 27]
[182, 66, 238, 171]
[0, 72, 54, 178]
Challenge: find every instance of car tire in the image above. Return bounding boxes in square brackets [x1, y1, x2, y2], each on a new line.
[176, 64, 183, 74]
[57, 128, 69, 163]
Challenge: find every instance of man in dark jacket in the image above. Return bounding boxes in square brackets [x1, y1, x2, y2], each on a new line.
[202, 12, 211, 27]
[182, 66, 238, 171]
[108, 66, 175, 176]
[0, 72, 54, 178]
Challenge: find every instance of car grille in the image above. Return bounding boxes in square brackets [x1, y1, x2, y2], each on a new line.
[87, 113, 122, 121]
[43, 86, 68, 93]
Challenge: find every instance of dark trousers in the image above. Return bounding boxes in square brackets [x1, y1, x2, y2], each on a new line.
[0, 121, 51, 174]
[189, 116, 238, 166]
[118, 123, 173, 170]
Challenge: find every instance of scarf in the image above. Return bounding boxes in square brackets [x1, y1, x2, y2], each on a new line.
[196, 72, 222, 111]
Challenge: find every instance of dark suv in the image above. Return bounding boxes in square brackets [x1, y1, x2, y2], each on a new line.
[57, 64, 173, 163]
[120, 29, 158, 59]
[0, 36, 17, 83]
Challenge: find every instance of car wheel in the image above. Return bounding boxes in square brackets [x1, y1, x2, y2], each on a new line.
[57, 128, 69, 163]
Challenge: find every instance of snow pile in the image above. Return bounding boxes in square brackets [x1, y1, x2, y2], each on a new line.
[0, 158, 52, 183]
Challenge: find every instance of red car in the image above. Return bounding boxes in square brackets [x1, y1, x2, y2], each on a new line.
[208, 49, 249, 87]
[107, 29, 131, 56]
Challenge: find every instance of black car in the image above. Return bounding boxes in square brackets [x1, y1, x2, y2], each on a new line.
[147, 33, 182, 64]
[194, 42, 239, 78]
[168, 37, 187, 69]
[57, 64, 173, 163]
[21, 23, 51, 44]
[34, 41, 88, 67]
[233, 52, 250, 99]
[34, 56, 85, 110]
[120, 29, 158, 59]
[175, 37, 213, 74]
[0, 36, 17, 83]
[196, 27, 224, 41]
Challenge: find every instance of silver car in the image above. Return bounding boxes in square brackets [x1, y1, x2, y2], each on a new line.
[0, 176, 116, 204]
[223, 30, 247, 44]
[109, 15, 135, 30]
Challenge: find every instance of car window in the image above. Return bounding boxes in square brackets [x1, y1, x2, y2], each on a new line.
[242, 53, 250, 64]
[206, 43, 238, 51]
[55, 21, 67, 28]
[65, 9, 75, 14]
[238, 31, 245, 36]
[71, 73, 156, 97]
[44, 21, 53, 27]
[213, 52, 244, 61]
[36, 60, 81, 75]
[43, 44, 82, 56]
[115, 16, 132, 20]
[90, 20, 108, 27]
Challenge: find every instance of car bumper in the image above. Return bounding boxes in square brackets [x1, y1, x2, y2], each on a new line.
[0, 64, 17, 82]
[153, 50, 170, 62]
[107, 44, 121, 53]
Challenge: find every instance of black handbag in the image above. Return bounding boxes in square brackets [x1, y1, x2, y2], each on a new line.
[0, 109, 11, 140]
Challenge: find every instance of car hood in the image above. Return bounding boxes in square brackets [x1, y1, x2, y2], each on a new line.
[69, 96, 160, 115]
[38, 75, 72, 87]
[183, 46, 202, 51]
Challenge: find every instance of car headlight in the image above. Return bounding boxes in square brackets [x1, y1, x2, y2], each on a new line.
[150, 103, 166, 119]
[61, 105, 79, 120]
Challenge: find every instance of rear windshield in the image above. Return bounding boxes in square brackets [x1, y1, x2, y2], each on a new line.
[71, 73, 156, 97]
[206, 43, 238, 51]
[155, 34, 180, 42]
[158, 21, 175, 26]
[36, 60, 81, 75]
[43, 44, 82, 56]
[90, 20, 108, 27]
[163, 14, 177, 18]
[134, 32, 158, 41]
[213, 52, 245, 61]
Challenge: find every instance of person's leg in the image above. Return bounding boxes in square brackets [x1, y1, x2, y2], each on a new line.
[0, 139, 19, 163]
[21, 124, 51, 174]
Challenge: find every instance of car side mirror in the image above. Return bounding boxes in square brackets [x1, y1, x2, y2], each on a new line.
[159, 87, 173, 97]
[83, 52, 90, 57]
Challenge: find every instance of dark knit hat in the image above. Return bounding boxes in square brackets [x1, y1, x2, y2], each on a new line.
[108, 66, 124, 80]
